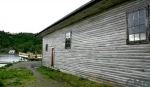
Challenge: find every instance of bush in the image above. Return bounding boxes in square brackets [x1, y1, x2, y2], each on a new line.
[5, 63, 13, 67]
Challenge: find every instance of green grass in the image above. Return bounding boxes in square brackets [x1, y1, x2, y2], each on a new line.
[37, 66, 113, 87]
[0, 67, 36, 87]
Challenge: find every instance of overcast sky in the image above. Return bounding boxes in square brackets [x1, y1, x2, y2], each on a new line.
[0, 0, 90, 33]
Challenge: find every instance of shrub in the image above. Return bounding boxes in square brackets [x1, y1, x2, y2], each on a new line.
[5, 63, 13, 67]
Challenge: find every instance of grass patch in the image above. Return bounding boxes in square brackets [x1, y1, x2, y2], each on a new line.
[37, 66, 113, 87]
[0, 80, 4, 87]
[0, 67, 36, 87]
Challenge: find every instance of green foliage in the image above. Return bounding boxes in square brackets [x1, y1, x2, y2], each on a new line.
[4, 63, 13, 67]
[0, 67, 36, 86]
[0, 31, 42, 53]
[38, 66, 113, 87]
[0, 80, 4, 87]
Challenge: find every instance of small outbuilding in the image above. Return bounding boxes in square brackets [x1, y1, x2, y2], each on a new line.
[8, 50, 15, 54]
[37, 0, 150, 86]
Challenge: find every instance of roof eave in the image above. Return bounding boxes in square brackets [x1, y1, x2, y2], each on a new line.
[36, 0, 129, 37]
[35, 0, 101, 37]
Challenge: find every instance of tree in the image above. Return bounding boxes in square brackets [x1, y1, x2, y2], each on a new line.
[0, 31, 42, 53]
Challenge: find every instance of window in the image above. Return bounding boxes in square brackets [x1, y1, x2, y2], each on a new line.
[45, 44, 48, 51]
[65, 32, 71, 49]
[127, 8, 148, 44]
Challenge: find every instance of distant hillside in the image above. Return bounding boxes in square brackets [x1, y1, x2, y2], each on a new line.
[0, 31, 42, 54]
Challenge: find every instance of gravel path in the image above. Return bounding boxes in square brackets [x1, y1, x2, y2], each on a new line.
[8, 61, 63, 87]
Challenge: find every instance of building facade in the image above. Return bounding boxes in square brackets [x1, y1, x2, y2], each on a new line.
[37, 0, 150, 86]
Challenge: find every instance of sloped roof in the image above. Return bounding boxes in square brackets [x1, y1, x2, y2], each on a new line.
[36, 0, 128, 37]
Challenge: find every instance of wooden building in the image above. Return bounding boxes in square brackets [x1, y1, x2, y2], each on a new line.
[36, 0, 150, 86]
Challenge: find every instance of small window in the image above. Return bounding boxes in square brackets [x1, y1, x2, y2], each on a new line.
[45, 44, 48, 51]
[127, 8, 148, 44]
[65, 32, 71, 49]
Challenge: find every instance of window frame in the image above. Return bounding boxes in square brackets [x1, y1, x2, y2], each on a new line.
[126, 7, 149, 44]
[65, 31, 72, 49]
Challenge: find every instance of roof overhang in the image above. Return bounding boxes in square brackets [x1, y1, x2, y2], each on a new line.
[36, 0, 129, 37]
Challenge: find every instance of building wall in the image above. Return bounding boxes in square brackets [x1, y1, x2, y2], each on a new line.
[43, 0, 150, 86]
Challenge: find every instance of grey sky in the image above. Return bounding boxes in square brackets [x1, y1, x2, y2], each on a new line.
[0, 0, 90, 33]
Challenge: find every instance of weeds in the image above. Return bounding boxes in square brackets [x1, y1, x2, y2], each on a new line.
[38, 66, 113, 87]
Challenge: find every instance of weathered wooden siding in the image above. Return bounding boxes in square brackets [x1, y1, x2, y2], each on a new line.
[43, 0, 150, 86]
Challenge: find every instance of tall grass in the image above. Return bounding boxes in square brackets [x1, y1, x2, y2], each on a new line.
[38, 66, 113, 87]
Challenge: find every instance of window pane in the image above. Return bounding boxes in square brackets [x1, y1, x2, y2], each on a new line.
[139, 17, 145, 24]
[129, 34, 134, 41]
[128, 13, 134, 20]
[65, 38, 71, 48]
[66, 32, 71, 38]
[140, 25, 146, 32]
[65, 32, 71, 49]
[128, 20, 134, 27]
[128, 27, 134, 34]
[135, 34, 140, 41]
[140, 33, 146, 40]
[139, 9, 145, 17]
[66, 44, 70, 48]
[66, 38, 70, 43]
[133, 11, 138, 19]
[134, 26, 139, 33]
[134, 19, 139, 25]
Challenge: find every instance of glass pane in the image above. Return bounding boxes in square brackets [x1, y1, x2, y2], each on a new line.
[139, 17, 145, 24]
[140, 33, 146, 40]
[134, 19, 139, 25]
[129, 27, 134, 34]
[66, 38, 70, 42]
[129, 34, 134, 41]
[134, 26, 139, 33]
[140, 25, 146, 32]
[66, 32, 71, 38]
[128, 13, 134, 20]
[133, 11, 138, 19]
[135, 34, 140, 41]
[139, 9, 145, 17]
[128, 19, 134, 27]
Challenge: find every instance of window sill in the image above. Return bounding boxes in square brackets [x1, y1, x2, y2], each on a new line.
[127, 40, 148, 45]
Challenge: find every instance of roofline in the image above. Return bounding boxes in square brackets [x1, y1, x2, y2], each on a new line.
[35, 0, 101, 37]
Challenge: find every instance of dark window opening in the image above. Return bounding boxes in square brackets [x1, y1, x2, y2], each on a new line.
[65, 32, 71, 49]
[127, 8, 148, 44]
[45, 44, 48, 51]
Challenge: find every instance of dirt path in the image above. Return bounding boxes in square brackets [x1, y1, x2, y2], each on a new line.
[8, 61, 63, 87]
